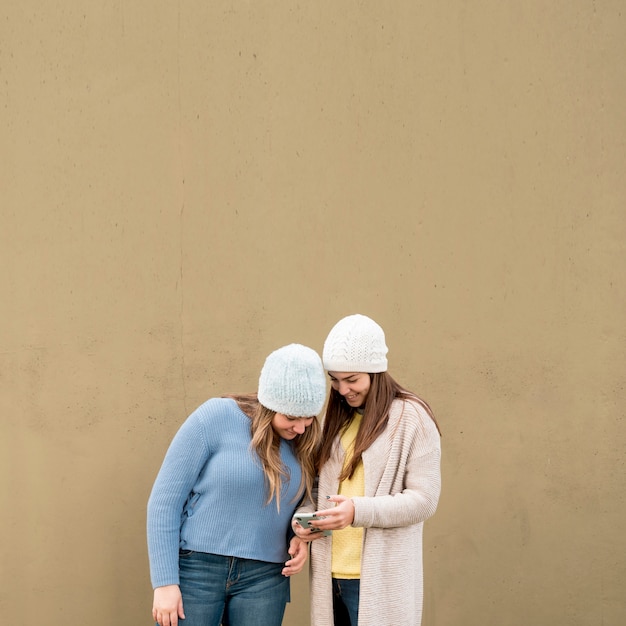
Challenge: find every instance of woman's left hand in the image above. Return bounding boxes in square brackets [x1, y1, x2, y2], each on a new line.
[282, 536, 308, 576]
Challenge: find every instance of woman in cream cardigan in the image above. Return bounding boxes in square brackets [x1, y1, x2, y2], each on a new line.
[294, 314, 442, 626]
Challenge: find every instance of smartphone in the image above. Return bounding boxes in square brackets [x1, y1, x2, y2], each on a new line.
[293, 513, 331, 535]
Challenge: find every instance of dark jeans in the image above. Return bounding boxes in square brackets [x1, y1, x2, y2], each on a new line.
[176, 550, 289, 626]
[332, 578, 360, 625]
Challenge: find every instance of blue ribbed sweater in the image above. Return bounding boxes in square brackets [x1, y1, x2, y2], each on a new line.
[147, 398, 303, 588]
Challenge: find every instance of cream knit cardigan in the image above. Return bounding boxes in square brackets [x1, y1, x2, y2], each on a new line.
[306, 397, 441, 626]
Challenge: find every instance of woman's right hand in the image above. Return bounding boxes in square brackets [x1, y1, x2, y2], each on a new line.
[292, 518, 326, 542]
[153, 584, 185, 626]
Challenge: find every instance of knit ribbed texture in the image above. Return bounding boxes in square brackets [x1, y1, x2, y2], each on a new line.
[331, 412, 364, 578]
[147, 398, 303, 588]
[258, 343, 326, 416]
[308, 398, 441, 626]
[323, 314, 388, 373]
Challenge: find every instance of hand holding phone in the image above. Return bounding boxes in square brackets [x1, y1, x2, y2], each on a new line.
[293, 513, 332, 536]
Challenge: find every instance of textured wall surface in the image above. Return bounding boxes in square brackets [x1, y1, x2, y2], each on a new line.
[1, 2, 624, 624]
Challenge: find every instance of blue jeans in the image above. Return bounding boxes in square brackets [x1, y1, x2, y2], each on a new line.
[176, 550, 290, 626]
[332, 578, 360, 626]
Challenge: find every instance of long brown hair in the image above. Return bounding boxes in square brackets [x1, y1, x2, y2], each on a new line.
[223, 393, 321, 511]
[316, 373, 441, 481]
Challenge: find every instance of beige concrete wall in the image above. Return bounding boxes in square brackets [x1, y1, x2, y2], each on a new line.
[1, 2, 624, 624]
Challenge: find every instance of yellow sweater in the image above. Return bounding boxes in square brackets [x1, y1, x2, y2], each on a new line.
[331, 412, 365, 578]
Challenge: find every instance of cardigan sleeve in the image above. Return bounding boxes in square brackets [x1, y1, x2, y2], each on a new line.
[351, 402, 442, 529]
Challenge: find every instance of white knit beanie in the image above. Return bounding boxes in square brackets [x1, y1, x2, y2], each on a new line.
[258, 344, 326, 417]
[322, 314, 388, 373]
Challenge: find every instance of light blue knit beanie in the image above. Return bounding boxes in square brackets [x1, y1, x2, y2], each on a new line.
[258, 343, 326, 417]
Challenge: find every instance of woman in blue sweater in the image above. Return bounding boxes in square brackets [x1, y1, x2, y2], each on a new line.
[147, 343, 327, 626]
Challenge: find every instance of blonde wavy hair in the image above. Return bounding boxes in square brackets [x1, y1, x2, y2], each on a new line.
[223, 393, 321, 511]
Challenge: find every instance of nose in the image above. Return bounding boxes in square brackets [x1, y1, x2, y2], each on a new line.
[338, 381, 351, 396]
[292, 420, 306, 434]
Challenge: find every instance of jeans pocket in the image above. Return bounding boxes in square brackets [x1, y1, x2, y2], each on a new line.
[179, 549, 195, 558]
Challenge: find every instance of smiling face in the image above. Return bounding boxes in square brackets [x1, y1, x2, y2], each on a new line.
[328, 371, 371, 408]
[271, 413, 316, 440]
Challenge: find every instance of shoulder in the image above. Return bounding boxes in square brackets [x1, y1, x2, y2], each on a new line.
[389, 397, 440, 450]
[191, 397, 243, 421]
[175, 398, 249, 450]
[179, 398, 248, 437]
